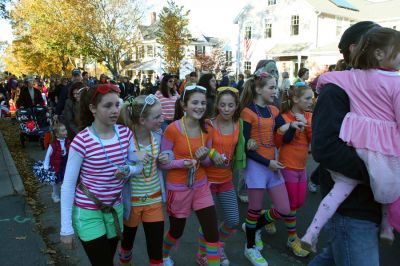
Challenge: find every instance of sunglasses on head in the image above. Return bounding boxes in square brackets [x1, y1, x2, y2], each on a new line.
[140, 94, 158, 117]
[182, 85, 207, 101]
[217, 86, 239, 94]
[91, 84, 121, 104]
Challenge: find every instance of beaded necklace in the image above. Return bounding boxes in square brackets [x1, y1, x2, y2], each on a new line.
[214, 117, 236, 166]
[91, 124, 127, 170]
[253, 103, 275, 148]
[181, 117, 204, 170]
[133, 129, 157, 182]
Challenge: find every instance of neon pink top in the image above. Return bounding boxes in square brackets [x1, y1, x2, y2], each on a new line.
[317, 69, 400, 157]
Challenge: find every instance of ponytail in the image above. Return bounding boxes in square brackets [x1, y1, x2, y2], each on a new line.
[281, 83, 312, 114]
[240, 78, 256, 112]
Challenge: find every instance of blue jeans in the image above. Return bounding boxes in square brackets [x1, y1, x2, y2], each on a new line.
[308, 213, 379, 266]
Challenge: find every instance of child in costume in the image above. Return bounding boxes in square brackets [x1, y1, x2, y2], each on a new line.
[196, 86, 244, 266]
[118, 95, 170, 266]
[160, 85, 220, 266]
[43, 122, 71, 203]
[301, 27, 400, 252]
[278, 82, 313, 257]
[60, 84, 143, 265]
[240, 68, 304, 266]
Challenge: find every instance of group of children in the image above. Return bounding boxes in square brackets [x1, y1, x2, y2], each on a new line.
[36, 26, 399, 266]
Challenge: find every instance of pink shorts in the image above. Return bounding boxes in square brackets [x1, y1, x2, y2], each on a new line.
[210, 181, 234, 194]
[166, 184, 214, 218]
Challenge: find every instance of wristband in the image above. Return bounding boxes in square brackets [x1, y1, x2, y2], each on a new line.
[208, 148, 216, 159]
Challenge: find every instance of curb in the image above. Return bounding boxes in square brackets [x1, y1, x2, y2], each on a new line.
[0, 131, 25, 194]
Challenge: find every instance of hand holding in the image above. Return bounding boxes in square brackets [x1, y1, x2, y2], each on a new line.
[247, 139, 258, 151]
[268, 160, 285, 171]
[195, 147, 209, 161]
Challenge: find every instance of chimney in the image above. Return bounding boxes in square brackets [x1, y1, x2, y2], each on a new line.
[150, 12, 156, 25]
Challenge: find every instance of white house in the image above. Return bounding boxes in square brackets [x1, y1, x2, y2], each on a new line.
[234, 0, 400, 80]
[122, 13, 233, 81]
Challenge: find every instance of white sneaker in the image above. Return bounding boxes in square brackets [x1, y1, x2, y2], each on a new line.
[244, 245, 268, 266]
[219, 246, 230, 266]
[163, 256, 174, 266]
[308, 181, 318, 193]
[242, 223, 264, 251]
[238, 194, 248, 203]
[51, 193, 60, 203]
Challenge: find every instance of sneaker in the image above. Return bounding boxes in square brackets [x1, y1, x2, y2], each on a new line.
[380, 227, 394, 245]
[219, 246, 230, 266]
[264, 223, 276, 235]
[242, 223, 264, 251]
[287, 237, 310, 257]
[196, 254, 207, 266]
[308, 181, 318, 193]
[238, 194, 248, 203]
[244, 245, 268, 266]
[163, 256, 174, 266]
[51, 193, 60, 203]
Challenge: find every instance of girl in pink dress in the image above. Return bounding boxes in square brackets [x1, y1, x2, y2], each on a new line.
[301, 27, 400, 252]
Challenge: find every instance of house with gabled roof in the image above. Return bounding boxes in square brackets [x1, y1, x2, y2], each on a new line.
[121, 12, 226, 81]
[234, 0, 400, 80]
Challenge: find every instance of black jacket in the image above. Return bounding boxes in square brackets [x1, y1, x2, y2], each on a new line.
[311, 83, 381, 224]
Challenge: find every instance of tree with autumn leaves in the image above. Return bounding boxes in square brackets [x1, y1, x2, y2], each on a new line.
[156, 0, 191, 75]
[4, 0, 144, 77]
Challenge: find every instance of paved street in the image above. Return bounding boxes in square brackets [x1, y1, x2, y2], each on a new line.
[1, 133, 398, 266]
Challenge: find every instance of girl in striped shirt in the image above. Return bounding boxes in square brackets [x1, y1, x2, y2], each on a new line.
[118, 95, 169, 266]
[155, 74, 179, 131]
[60, 84, 143, 265]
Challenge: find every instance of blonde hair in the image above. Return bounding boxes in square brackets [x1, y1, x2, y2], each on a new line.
[118, 95, 160, 128]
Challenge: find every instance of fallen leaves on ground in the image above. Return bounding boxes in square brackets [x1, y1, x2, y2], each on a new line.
[0, 120, 60, 264]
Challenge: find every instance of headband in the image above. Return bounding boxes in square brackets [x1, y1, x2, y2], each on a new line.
[91, 84, 121, 104]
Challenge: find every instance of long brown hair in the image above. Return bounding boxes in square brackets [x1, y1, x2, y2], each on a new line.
[281, 84, 312, 114]
[240, 75, 275, 112]
[174, 87, 208, 133]
[351, 27, 400, 69]
[79, 86, 119, 130]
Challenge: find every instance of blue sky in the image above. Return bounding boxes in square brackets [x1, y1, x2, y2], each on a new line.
[0, 0, 245, 43]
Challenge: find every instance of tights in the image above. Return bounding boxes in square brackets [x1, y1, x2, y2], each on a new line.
[121, 221, 164, 261]
[168, 206, 219, 242]
[80, 235, 118, 266]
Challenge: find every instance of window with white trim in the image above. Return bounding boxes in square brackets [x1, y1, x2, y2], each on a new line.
[264, 19, 272, 38]
[244, 61, 251, 71]
[291, 15, 299, 36]
[226, 51, 233, 66]
[268, 0, 276, 5]
[336, 17, 344, 36]
[147, 45, 154, 57]
[245, 25, 252, 39]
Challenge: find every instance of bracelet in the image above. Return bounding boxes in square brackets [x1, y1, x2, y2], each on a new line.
[208, 148, 216, 159]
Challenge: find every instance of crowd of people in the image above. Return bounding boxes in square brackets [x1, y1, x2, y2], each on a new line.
[0, 21, 399, 266]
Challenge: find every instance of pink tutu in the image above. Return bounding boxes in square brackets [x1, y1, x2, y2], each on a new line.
[356, 148, 400, 204]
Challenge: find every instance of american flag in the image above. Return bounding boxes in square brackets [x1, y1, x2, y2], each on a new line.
[244, 37, 252, 60]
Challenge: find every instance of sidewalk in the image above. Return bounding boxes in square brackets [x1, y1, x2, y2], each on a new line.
[0, 131, 51, 266]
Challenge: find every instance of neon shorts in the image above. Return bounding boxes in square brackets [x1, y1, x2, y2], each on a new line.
[124, 202, 164, 227]
[167, 184, 214, 218]
[72, 204, 123, 242]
